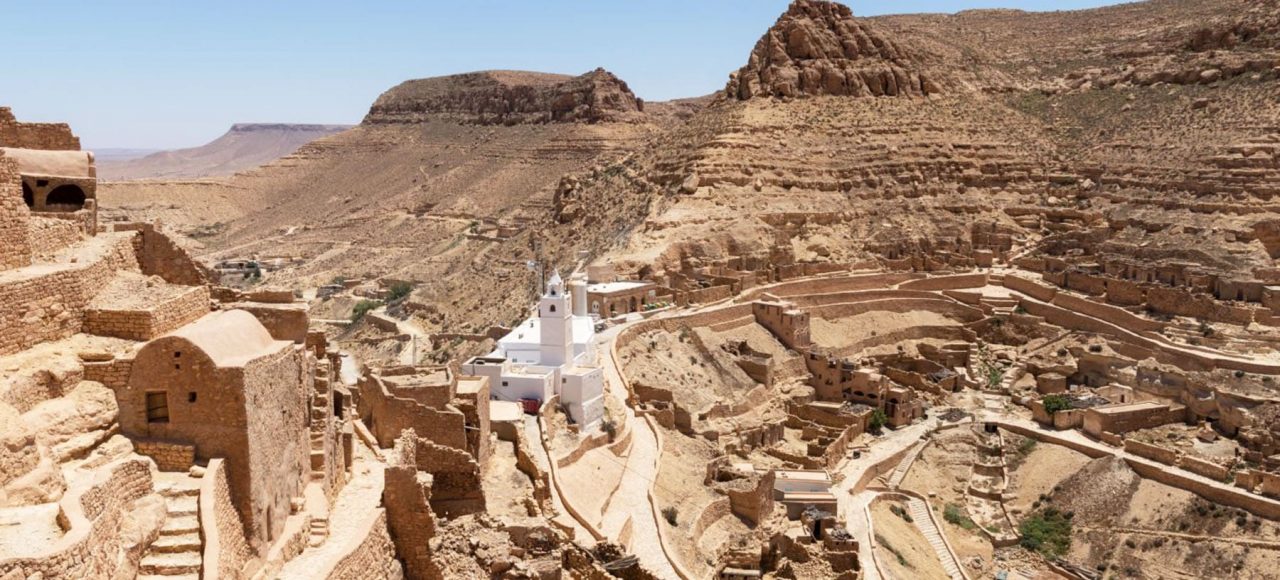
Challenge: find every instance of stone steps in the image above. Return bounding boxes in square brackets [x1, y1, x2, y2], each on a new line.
[308, 517, 330, 547]
[138, 551, 202, 576]
[161, 515, 200, 536]
[887, 440, 927, 489]
[166, 495, 198, 517]
[151, 532, 202, 554]
[906, 497, 965, 580]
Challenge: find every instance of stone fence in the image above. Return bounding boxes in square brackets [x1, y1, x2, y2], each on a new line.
[0, 456, 154, 579]
[201, 458, 254, 580]
[317, 509, 402, 580]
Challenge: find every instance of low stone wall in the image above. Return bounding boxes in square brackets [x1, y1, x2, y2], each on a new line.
[83, 285, 209, 341]
[201, 458, 254, 580]
[82, 356, 133, 391]
[1179, 455, 1231, 482]
[1001, 275, 1058, 302]
[322, 509, 403, 580]
[135, 440, 195, 472]
[358, 374, 468, 451]
[898, 273, 988, 291]
[1050, 292, 1164, 334]
[0, 233, 140, 356]
[745, 272, 921, 299]
[27, 215, 83, 258]
[1123, 440, 1178, 465]
[0, 456, 154, 579]
[556, 431, 611, 468]
[807, 297, 985, 322]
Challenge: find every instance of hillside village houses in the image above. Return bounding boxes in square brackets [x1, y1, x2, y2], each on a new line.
[464, 270, 606, 431]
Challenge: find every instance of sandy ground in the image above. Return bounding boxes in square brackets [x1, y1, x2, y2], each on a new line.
[870, 498, 950, 580]
[810, 310, 959, 350]
[1003, 438, 1091, 516]
[556, 442, 628, 527]
[482, 438, 537, 520]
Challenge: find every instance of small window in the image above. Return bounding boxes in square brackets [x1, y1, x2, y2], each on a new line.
[174, 352, 182, 358]
[188, 392, 197, 403]
[502, 381, 509, 387]
[550, 305, 556, 312]
[146, 392, 169, 423]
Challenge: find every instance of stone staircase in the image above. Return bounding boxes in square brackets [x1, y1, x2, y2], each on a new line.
[886, 440, 927, 489]
[307, 514, 330, 547]
[139, 477, 204, 580]
[906, 497, 966, 580]
[978, 295, 1019, 317]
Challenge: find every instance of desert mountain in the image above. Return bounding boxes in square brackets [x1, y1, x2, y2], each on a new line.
[725, 0, 942, 99]
[99, 0, 1280, 350]
[365, 68, 646, 125]
[98, 123, 351, 180]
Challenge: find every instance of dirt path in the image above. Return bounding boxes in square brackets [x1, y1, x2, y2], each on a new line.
[277, 442, 385, 579]
[597, 323, 682, 579]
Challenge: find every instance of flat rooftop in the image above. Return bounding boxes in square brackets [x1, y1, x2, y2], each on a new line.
[587, 281, 652, 294]
[1091, 400, 1168, 414]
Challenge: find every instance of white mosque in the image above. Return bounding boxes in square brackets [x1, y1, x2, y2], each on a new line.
[463, 270, 605, 431]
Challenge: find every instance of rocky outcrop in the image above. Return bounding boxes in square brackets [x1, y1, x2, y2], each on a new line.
[364, 68, 645, 125]
[725, 0, 940, 100]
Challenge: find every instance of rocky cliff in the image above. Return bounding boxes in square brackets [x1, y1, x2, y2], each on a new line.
[363, 68, 646, 125]
[725, 0, 940, 100]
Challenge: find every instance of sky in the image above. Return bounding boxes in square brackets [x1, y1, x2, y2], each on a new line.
[3, 0, 1126, 150]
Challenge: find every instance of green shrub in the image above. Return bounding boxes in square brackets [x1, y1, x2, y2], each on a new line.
[351, 299, 382, 323]
[662, 506, 678, 526]
[943, 503, 976, 530]
[1042, 394, 1072, 414]
[388, 282, 413, 302]
[1019, 508, 1073, 558]
[869, 408, 889, 433]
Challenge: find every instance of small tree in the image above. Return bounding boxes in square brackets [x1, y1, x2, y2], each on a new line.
[388, 282, 413, 302]
[351, 299, 382, 323]
[1042, 394, 1072, 415]
[662, 506, 679, 526]
[869, 408, 889, 433]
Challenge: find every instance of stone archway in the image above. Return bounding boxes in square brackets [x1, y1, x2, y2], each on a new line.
[44, 184, 86, 210]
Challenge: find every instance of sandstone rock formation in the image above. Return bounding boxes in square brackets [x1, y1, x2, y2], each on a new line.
[364, 68, 646, 125]
[725, 0, 940, 99]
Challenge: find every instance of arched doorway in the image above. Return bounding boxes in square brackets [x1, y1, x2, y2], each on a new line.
[44, 184, 86, 210]
[629, 296, 637, 312]
[21, 181, 34, 208]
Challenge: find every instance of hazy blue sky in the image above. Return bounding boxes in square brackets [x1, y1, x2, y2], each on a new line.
[4, 0, 1125, 149]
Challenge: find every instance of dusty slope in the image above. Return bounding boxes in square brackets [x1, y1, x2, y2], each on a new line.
[99, 0, 1280, 338]
[98, 123, 351, 180]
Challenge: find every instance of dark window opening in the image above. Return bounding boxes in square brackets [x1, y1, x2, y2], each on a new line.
[36, 179, 48, 187]
[45, 185, 86, 210]
[188, 392, 197, 403]
[174, 351, 182, 358]
[146, 392, 169, 423]
[549, 305, 556, 313]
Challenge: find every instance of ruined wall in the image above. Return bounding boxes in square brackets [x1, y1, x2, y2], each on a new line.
[752, 300, 811, 350]
[0, 456, 152, 579]
[382, 432, 442, 580]
[200, 458, 253, 580]
[1123, 439, 1179, 465]
[358, 374, 469, 451]
[414, 439, 484, 516]
[0, 153, 32, 270]
[0, 107, 81, 150]
[27, 215, 83, 259]
[0, 233, 140, 356]
[117, 222, 212, 286]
